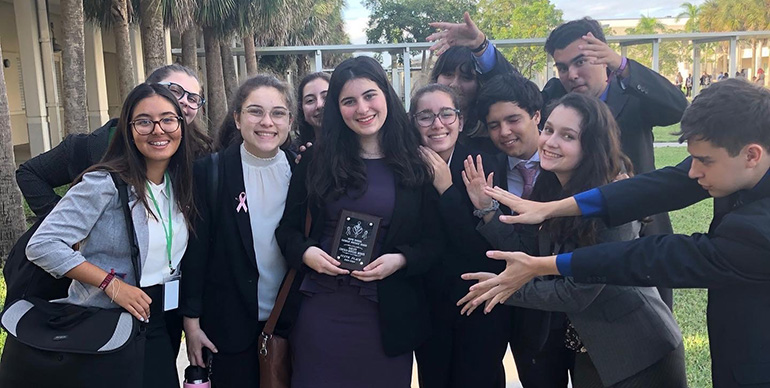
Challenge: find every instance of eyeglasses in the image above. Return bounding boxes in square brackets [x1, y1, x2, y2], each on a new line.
[157, 82, 205, 109]
[240, 107, 291, 123]
[414, 108, 460, 128]
[130, 116, 183, 135]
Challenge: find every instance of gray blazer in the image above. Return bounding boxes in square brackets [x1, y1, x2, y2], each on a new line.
[26, 170, 150, 309]
[478, 216, 683, 386]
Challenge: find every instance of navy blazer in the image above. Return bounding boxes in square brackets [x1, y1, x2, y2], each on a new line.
[275, 149, 445, 356]
[571, 159, 770, 387]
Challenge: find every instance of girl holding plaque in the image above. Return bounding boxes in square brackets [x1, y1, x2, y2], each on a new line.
[180, 75, 297, 386]
[276, 56, 444, 387]
[409, 84, 511, 387]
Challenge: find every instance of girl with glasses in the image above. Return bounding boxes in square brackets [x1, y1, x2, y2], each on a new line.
[180, 75, 297, 387]
[2, 83, 196, 388]
[18, 64, 212, 219]
[276, 56, 444, 387]
[409, 84, 511, 388]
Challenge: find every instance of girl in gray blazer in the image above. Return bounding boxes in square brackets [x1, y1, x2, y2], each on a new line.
[460, 93, 687, 387]
[11, 83, 197, 388]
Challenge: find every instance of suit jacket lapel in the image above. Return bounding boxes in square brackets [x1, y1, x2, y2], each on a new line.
[129, 187, 150, 277]
[223, 145, 258, 267]
[606, 78, 630, 119]
[382, 183, 407, 250]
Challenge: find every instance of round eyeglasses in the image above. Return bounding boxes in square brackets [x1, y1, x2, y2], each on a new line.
[130, 116, 182, 135]
[414, 108, 461, 128]
[240, 107, 291, 123]
[158, 82, 205, 109]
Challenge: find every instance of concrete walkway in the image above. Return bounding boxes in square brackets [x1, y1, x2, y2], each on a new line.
[176, 341, 526, 387]
[653, 142, 686, 147]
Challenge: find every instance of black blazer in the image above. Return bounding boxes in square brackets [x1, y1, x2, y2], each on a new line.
[275, 149, 445, 356]
[572, 158, 770, 387]
[427, 142, 503, 302]
[16, 119, 115, 217]
[180, 143, 296, 354]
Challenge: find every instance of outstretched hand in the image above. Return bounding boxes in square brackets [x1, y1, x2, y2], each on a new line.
[427, 12, 485, 56]
[458, 250, 546, 314]
[578, 32, 625, 74]
[462, 155, 494, 211]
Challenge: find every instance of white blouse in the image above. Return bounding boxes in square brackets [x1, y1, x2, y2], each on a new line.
[141, 177, 189, 287]
[241, 144, 291, 321]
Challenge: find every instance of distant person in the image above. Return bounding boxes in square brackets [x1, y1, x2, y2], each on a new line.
[756, 68, 765, 86]
[685, 74, 693, 97]
[675, 72, 684, 92]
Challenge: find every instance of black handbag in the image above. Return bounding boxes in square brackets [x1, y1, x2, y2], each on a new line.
[0, 172, 147, 388]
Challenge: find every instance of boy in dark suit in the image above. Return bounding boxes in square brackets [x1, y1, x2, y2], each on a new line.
[466, 78, 770, 388]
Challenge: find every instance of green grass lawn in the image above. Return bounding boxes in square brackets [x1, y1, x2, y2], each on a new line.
[0, 150, 713, 386]
[654, 123, 682, 143]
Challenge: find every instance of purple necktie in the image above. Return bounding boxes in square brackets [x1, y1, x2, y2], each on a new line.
[515, 163, 537, 199]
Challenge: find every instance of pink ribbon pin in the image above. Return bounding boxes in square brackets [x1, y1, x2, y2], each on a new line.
[236, 192, 248, 213]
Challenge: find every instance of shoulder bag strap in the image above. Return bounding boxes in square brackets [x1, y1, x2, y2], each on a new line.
[110, 172, 141, 283]
[263, 205, 311, 335]
[207, 152, 220, 223]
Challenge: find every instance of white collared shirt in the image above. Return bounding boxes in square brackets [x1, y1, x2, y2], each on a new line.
[141, 177, 189, 287]
[506, 151, 541, 197]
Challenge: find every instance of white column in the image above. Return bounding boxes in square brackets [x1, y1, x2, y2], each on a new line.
[84, 23, 110, 130]
[14, 0, 51, 156]
[312, 50, 323, 72]
[652, 39, 660, 72]
[729, 37, 738, 78]
[693, 43, 701, 96]
[546, 54, 555, 80]
[621, 45, 628, 59]
[390, 53, 401, 98]
[36, 0, 62, 146]
[165, 28, 172, 64]
[403, 48, 411, 109]
[130, 24, 145, 81]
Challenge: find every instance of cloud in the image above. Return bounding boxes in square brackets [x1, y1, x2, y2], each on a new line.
[554, 0, 706, 20]
[345, 16, 370, 45]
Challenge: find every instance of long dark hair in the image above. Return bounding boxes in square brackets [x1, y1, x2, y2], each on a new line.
[146, 63, 213, 157]
[214, 74, 296, 151]
[81, 83, 197, 224]
[307, 56, 430, 202]
[296, 72, 331, 145]
[531, 93, 632, 247]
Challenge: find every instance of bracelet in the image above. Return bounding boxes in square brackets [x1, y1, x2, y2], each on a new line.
[471, 37, 489, 54]
[110, 279, 121, 304]
[473, 199, 499, 218]
[99, 269, 116, 290]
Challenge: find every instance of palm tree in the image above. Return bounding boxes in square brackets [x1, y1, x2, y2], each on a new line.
[221, 39, 238, 102]
[163, 0, 198, 70]
[140, 0, 166, 74]
[197, 0, 238, 135]
[677, 2, 701, 32]
[61, 0, 88, 135]
[83, 0, 135, 100]
[0, 42, 27, 262]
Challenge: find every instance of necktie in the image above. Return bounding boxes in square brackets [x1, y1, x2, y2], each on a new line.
[515, 162, 537, 199]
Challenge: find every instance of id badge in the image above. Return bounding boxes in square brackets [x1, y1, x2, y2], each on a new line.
[163, 280, 180, 311]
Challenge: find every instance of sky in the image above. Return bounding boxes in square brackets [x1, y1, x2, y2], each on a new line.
[343, 0, 707, 44]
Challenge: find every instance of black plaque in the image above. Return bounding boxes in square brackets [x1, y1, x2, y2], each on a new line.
[331, 210, 381, 271]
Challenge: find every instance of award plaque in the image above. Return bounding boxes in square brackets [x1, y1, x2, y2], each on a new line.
[331, 210, 382, 271]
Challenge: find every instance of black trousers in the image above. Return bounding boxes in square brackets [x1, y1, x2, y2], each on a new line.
[572, 342, 687, 388]
[209, 321, 266, 388]
[511, 324, 575, 388]
[415, 298, 510, 388]
[143, 285, 182, 388]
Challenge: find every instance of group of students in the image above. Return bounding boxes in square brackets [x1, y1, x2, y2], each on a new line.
[0, 13, 767, 388]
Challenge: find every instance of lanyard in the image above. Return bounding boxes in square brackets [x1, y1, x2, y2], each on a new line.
[146, 172, 174, 272]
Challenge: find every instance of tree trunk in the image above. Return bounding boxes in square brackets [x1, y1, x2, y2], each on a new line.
[140, 0, 166, 75]
[204, 29, 227, 137]
[221, 41, 238, 104]
[181, 28, 198, 71]
[112, 0, 135, 100]
[0, 42, 27, 263]
[243, 34, 258, 76]
[296, 55, 309, 80]
[61, 0, 88, 134]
